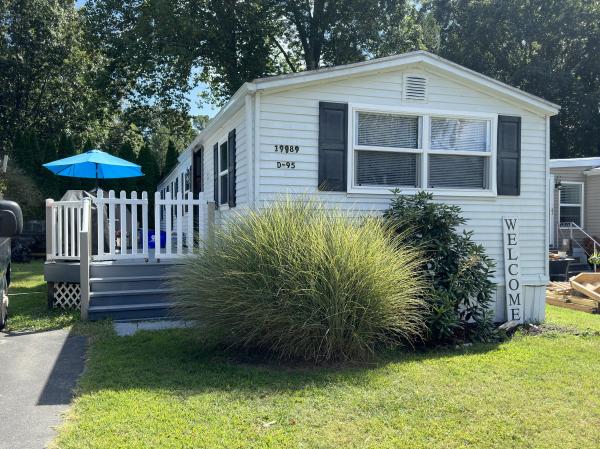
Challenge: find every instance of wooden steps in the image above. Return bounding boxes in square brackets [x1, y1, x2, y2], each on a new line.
[546, 281, 600, 313]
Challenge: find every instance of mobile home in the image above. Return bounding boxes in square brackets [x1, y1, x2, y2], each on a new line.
[158, 50, 560, 323]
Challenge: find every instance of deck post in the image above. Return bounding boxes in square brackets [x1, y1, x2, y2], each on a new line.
[45, 199, 54, 260]
[207, 201, 216, 245]
[79, 198, 92, 320]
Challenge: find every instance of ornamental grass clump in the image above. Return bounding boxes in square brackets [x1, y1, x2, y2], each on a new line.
[172, 199, 426, 363]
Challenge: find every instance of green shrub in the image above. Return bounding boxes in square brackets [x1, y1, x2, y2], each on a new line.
[384, 191, 497, 344]
[172, 199, 426, 363]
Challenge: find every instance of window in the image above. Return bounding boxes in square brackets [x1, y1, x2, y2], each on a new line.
[559, 182, 583, 227]
[218, 141, 229, 206]
[351, 107, 494, 194]
[354, 111, 421, 188]
[429, 117, 490, 189]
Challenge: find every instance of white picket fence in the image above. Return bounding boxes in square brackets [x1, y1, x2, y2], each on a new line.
[46, 190, 209, 262]
[46, 200, 85, 260]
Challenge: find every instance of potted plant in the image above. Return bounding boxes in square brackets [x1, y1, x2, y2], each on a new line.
[588, 251, 600, 272]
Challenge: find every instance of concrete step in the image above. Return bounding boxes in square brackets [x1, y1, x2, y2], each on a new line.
[90, 275, 175, 292]
[88, 302, 177, 321]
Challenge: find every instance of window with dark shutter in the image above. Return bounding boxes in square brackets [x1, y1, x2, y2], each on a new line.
[192, 147, 203, 195]
[497, 115, 521, 195]
[219, 142, 228, 205]
[227, 129, 236, 207]
[213, 143, 218, 206]
[319, 102, 348, 191]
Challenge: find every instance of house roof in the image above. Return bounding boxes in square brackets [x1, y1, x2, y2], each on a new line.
[550, 157, 600, 169]
[251, 50, 560, 115]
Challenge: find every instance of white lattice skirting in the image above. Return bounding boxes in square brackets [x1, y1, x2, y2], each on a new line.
[52, 282, 81, 310]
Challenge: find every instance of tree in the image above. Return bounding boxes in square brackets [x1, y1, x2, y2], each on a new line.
[0, 0, 117, 155]
[278, 0, 436, 69]
[427, 0, 600, 158]
[83, 0, 435, 105]
[163, 140, 179, 177]
[136, 145, 160, 195]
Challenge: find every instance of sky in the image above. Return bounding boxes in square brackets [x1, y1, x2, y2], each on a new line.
[75, 0, 217, 118]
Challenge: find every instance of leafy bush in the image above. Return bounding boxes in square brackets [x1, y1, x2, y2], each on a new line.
[172, 199, 426, 363]
[384, 191, 496, 344]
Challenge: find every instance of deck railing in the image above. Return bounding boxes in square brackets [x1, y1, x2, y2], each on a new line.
[46, 199, 85, 261]
[46, 190, 211, 263]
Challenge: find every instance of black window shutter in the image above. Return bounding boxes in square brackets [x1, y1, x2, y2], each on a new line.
[227, 129, 236, 207]
[497, 115, 521, 196]
[318, 102, 348, 191]
[213, 143, 219, 207]
[192, 146, 203, 195]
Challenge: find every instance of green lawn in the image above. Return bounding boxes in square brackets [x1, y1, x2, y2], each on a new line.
[7, 262, 78, 332]
[52, 304, 600, 449]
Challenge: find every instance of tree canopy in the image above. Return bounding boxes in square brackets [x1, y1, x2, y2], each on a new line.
[2, 0, 600, 219]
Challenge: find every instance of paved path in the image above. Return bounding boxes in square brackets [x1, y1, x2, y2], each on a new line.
[0, 329, 86, 449]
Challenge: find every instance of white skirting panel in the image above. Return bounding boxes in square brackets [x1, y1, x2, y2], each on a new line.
[493, 284, 547, 323]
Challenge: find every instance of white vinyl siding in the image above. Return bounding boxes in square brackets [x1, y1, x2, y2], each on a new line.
[257, 67, 549, 322]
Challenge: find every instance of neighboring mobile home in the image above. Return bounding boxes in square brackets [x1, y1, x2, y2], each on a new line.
[549, 157, 600, 255]
[158, 51, 559, 322]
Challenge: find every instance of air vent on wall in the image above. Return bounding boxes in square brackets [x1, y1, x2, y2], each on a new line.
[404, 75, 428, 102]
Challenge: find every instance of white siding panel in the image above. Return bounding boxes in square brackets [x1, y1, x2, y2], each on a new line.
[258, 68, 549, 322]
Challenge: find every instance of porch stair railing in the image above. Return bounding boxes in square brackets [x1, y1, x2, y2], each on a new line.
[558, 222, 600, 270]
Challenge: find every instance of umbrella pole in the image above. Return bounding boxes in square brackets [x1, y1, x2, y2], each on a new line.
[95, 164, 99, 190]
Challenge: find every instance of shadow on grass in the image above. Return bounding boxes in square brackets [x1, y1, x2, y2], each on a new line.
[79, 326, 502, 398]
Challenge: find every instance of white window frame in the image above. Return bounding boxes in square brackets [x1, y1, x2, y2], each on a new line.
[217, 135, 229, 208]
[559, 181, 584, 229]
[347, 103, 498, 197]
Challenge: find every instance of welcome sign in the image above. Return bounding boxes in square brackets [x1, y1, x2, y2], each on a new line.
[502, 217, 524, 323]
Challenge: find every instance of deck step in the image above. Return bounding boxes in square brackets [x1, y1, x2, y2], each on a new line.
[86, 262, 183, 321]
[90, 275, 177, 283]
[89, 288, 173, 298]
[89, 275, 176, 292]
[90, 262, 179, 278]
[89, 302, 174, 312]
[88, 302, 179, 321]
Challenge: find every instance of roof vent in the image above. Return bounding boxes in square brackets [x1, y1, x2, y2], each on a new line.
[404, 75, 428, 102]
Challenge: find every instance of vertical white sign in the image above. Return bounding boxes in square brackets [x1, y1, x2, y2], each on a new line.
[503, 216, 524, 323]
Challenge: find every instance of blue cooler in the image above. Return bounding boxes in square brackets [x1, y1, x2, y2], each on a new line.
[146, 229, 167, 249]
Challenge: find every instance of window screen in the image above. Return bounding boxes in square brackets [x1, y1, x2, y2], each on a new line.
[355, 151, 417, 187]
[357, 112, 419, 148]
[560, 206, 582, 226]
[220, 142, 228, 172]
[560, 183, 582, 205]
[428, 155, 487, 189]
[431, 118, 489, 152]
[220, 174, 229, 205]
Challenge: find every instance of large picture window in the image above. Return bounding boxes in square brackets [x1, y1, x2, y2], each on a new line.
[559, 182, 583, 227]
[350, 107, 495, 194]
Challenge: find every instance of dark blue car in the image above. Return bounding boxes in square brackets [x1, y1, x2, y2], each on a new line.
[0, 201, 23, 329]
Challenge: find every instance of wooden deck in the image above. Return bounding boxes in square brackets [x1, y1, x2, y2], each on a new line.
[546, 281, 600, 313]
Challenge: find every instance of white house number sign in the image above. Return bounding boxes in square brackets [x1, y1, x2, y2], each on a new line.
[274, 144, 299, 169]
[502, 217, 524, 323]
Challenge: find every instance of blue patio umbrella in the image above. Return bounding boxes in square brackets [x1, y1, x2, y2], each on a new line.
[43, 149, 143, 186]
